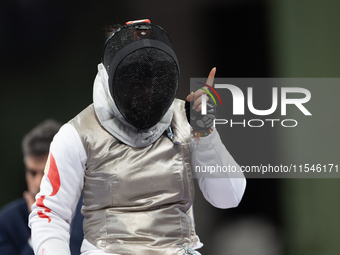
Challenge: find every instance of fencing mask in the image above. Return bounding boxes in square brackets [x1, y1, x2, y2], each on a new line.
[102, 20, 179, 130]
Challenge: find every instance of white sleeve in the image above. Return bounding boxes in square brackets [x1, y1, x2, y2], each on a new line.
[28, 124, 87, 255]
[191, 128, 246, 209]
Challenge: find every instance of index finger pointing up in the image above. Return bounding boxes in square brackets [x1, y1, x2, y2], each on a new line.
[193, 67, 217, 100]
[206, 67, 216, 87]
[186, 67, 217, 102]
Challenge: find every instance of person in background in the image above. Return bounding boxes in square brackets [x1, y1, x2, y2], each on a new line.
[0, 119, 84, 255]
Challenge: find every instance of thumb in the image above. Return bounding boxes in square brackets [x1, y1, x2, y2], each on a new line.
[186, 91, 194, 102]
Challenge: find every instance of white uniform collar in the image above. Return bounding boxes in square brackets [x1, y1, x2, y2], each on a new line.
[93, 63, 174, 148]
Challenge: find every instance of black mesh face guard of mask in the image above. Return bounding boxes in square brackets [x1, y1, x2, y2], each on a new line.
[102, 22, 180, 130]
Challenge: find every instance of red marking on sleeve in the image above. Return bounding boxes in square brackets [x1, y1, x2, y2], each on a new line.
[37, 210, 51, 223]
[36, 195, 51, 222]
[36, 153, 61, 223]
[36, 195, 51, 213]
[48, 153, 60, 196]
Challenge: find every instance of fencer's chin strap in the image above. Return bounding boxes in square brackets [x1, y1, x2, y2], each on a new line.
[93, 63, 174, 148]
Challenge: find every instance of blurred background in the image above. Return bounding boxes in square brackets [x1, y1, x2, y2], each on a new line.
[0, 0, 339, 254]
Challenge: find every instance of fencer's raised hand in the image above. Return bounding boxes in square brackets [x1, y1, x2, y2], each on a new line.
[185, 68, 217, 131]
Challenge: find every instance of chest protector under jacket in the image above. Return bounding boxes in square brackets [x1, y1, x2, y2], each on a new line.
[69, 99, 198, 255]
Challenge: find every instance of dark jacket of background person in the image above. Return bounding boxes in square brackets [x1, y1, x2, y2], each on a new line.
[0, 197, 83, 255]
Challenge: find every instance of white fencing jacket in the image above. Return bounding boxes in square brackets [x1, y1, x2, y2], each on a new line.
[28, 64, 246, 255]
